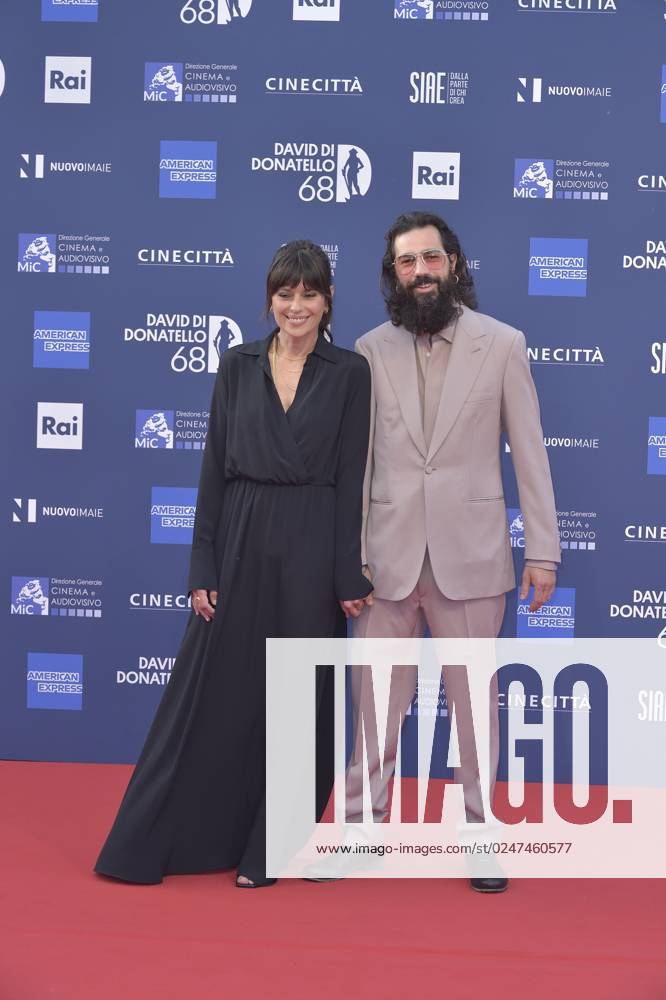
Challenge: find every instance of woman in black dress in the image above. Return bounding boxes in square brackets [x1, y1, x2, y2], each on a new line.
[95, 241, 373, 887]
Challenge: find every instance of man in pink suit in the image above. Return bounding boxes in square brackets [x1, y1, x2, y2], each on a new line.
[347, 212, 561, 892]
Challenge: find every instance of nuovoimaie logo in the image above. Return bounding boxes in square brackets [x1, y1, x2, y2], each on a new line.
[517, 586, 576, 639]
[27, 652, 83, 711]
[11, 578, 50, 616]
[514, 159, 554, 199]
[18, 234, 57, 273]
[42, 0, 99, 21]
[159, 140, 217, 199]
[144, 64, 184, 102]
[136, 410, 175, 448]
[150, 487, 197, 544]
[647, 416, 666, 475]
[528, 237, 588, 297]
[33, 311, 91, 369]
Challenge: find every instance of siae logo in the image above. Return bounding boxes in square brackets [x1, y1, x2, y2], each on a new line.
[144, 64, 183, 102]
[180, 0, 251, 23]
[514, 159, 554, 199]
[135, 411, 175, 448]
[44, 56, 91, 104]
[293, 0, 341, 21]
[18, 234, 56, 272]
[411, 151, 460, 200]
[36, 402, 83, 450]
[516, 76, 542, 103]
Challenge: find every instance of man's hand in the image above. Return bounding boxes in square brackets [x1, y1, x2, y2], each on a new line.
[519, 566, 556, 613]
[191, 588, 217, 622]
[339, 596, 373, 619]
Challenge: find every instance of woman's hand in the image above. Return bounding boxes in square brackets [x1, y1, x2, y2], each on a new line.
[191, 589, 217, 622]
[339, 593, 374, 619]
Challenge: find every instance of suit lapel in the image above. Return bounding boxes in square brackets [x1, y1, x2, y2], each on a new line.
[426, 308, 494, 462]
[380, 326, 428, 459]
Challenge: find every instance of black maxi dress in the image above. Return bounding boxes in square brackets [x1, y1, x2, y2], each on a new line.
[95, 331, 372, 884]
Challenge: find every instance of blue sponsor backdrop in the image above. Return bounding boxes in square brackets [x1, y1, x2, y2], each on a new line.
[2, 0, 666, 764]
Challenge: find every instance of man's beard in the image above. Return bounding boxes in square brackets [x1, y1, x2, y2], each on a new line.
[388, 275, 460, 336]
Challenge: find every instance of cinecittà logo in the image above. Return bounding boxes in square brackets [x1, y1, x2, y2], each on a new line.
[516, 0, 616, 11]
[637, 174, 666, 193]
[624, 524, 666, 544]
[251, 142, 372, 203]
[129, 592, 191, 611]
[265, 76, 362, 96]
[137, 247, 234, 268]
[527, 345, 605, 366]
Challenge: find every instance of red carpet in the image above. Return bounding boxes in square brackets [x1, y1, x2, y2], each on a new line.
[1, 761, 664, 1000]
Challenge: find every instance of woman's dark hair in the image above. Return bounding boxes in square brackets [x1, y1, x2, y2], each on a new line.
[265, 240, 333, 337]
[380, 212, 478, 320]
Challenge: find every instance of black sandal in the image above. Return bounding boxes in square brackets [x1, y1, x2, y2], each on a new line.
[235, 874, 277, 888]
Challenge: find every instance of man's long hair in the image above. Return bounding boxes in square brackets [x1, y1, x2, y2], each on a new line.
[380, 212, 478, 327]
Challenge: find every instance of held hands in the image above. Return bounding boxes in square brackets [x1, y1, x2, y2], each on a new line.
[339, 564, 375, 619]
[519, 566, 556, 613]
[191, 588, 217, 622]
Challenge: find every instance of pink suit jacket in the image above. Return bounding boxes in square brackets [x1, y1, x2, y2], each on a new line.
[356, 306, 561, 602]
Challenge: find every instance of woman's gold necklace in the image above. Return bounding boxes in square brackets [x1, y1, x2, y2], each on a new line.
[271, 335, 311, 408]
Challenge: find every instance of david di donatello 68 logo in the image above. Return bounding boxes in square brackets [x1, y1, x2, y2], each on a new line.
[251, 143, 371, 203]
[179, 0, 251, 24]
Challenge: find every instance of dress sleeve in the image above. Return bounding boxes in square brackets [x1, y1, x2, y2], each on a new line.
[187, 357, 229, 593]
[334, 358, 375, 601]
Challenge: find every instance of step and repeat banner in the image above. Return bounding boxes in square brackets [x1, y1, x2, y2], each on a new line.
[2, 0, 665, 763]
